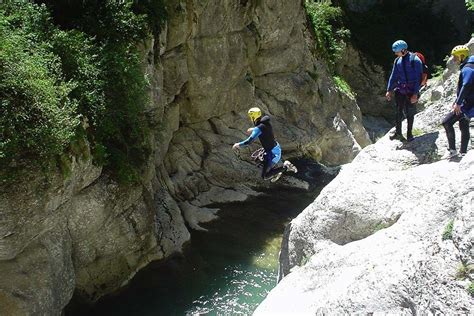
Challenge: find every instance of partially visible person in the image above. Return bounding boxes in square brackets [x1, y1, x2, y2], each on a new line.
[385, 40, 423, 142]
[442, 45, 474, 159]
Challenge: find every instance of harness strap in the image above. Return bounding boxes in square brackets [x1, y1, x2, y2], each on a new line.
[251, 147, 265, 163]
[402, 55, 409, 83]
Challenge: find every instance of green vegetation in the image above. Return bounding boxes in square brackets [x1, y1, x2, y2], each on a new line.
[468, 282, 474, 296]
[442, 219, 454, 240]
[0, 1, 166, 183]
[374, 222, 390, 232]
[411, 128, 424, 137]
[0, 4, 79, 166]
[304, 0, 350, 71]
[304, 1, 356, 100]
[333, 76, 356, 99]
[466, 0, 474, 11]
[432, 65, 445, 79]
[455, 262, 474, 280]
[300, 254, 311, 267]
[432, 55, 451, 78]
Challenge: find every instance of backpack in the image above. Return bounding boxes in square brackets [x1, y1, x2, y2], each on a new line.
[411, 52, 429, 87]
[394, 52, 429, 91]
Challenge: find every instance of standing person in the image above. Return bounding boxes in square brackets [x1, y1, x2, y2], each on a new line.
[385, 40, 423, 142]
[442, 45, 474, 159]
[232, 107, 297, 182]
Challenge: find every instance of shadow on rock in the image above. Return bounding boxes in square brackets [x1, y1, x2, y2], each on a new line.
[395, 131, 440, 164]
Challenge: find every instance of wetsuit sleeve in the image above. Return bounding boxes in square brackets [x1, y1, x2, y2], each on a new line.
[239, 127, 262, 147]
[413, 57, 423, 94]
[387, 59, 398, 92]
[455, 68, 473, 105]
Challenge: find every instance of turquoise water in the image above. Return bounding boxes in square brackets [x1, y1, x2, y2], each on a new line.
[66, 161, 334, 315]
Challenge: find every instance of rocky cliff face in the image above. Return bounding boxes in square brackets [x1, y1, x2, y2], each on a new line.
[0, 1, 370, 314]
[337, 43, 392, 139]
[254, 38, 474, 315]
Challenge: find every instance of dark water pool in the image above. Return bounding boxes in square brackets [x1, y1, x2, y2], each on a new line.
[66, 161, 335, 316]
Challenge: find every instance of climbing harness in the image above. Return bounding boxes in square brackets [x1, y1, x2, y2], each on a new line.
[250, 147, 265, 167]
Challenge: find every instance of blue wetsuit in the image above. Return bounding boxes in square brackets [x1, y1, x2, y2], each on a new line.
[456, 55, 474, 117]
[387, 52, 423, 138]
[387, 53, 423, 96]
[238, 115, 283, 179]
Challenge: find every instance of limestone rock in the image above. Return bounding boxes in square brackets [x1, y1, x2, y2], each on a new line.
[157, 0, 372, 228]
[254, 38, 474, 316]
[338, 44, 389, 120]
[256, 153, 474, 315]
[0, 0, 373, 313]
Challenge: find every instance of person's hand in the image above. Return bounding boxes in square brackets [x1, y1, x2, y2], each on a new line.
[385, 91, 392, 101]
[246, 128, 254, 135]
[410, 95, 418, 104]
[232, 143, 240, 150]
[453, 103, 462, 115]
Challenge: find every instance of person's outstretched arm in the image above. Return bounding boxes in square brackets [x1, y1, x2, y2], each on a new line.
[232, 127, 262, 149]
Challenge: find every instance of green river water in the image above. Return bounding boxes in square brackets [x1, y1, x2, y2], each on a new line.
[67, 161, 335, 315]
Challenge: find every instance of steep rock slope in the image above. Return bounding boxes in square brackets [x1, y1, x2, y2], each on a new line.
[254, 38, 474, 315]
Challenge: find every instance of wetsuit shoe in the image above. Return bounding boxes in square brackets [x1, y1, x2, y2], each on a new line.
[283, 160, 298, 173]
[441, 149, 458, 159]
[389, 133, 405, 141]
[270, 172, 283, 183]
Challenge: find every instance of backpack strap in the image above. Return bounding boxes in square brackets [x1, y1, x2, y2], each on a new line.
[393, 56, 408, 81]
[410, 53, 415, 69]
[402, 55, 409, 82]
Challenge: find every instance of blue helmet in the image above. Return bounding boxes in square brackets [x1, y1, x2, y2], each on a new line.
[392, 40, 408, 53]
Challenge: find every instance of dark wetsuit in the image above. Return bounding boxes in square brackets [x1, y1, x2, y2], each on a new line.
[442, 56, 474, 154]
[387, 53, 423, 139]
[239, 115, 284, 179]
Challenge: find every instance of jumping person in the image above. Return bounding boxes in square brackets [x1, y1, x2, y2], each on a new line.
[232, 107, 297, 182]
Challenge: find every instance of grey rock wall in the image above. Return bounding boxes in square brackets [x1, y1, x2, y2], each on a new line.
[0, 0, 370, 314]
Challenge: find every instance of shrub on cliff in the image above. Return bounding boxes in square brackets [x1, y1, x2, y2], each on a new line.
[304, 0, 350, 71]
[1, 1, 166, 183]
[0, 4, 79, 166]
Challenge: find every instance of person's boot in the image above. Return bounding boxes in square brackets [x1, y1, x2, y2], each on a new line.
[283, 160, 298, 173]
[270, 172, 283, 183]
[389, 132, 406, 141]
[441, 149, 458, 159]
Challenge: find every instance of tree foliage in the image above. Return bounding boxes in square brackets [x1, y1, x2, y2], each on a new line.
[304, 0, 350, 71]
[1, 1, 167, 183]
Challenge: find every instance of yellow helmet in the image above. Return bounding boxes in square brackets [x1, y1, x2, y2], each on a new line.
[451, 45, 470, 61]
[248, 107, 262, 123]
